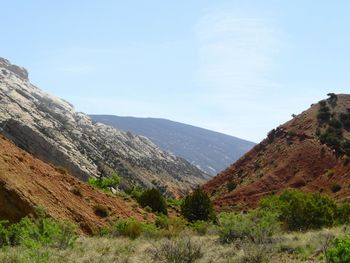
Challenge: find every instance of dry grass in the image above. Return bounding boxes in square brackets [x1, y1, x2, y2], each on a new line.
[0, 226, 349, 263]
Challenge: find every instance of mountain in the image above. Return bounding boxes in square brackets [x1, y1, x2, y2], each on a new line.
[204, 94, 350, 211]
[89, 115, 255, 175]
[0, 57, 208, 197]
[0, 135, 152, 233]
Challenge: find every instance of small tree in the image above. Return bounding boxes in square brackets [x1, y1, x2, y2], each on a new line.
[138, 188, 167, 215]
[181, 187, 215, 222]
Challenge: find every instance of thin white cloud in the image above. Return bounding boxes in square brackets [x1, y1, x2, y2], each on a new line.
[195, 10, 282, 98]
[190, 9, 289, 141]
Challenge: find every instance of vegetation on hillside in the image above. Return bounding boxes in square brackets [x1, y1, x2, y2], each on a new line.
[88, 172, 121, 193]
[2, 189, 350, 262]
[316, 93, 350, 157]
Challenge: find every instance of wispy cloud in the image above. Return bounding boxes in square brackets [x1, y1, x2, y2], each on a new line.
[195, 10, 282, 99]
[190, 9, 290, 141]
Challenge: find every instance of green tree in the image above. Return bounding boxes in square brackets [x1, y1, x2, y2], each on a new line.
[181, 187, 215, 222]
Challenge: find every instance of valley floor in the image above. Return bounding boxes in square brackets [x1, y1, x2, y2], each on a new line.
[0, 226, 347, 263]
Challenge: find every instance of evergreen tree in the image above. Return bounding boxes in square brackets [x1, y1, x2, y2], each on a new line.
[181, 187, 215, 222]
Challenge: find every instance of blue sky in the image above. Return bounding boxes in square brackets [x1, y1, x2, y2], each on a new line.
[1, 1, 350, 142]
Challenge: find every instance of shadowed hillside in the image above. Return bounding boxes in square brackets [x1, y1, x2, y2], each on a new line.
[90, 115, 255, 175]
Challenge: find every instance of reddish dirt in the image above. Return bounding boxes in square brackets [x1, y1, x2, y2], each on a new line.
[204, 94, 350, 211]
[0, 135, 153, 234]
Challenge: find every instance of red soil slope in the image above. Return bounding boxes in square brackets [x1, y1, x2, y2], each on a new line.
[0, 135, 152, 233]
[204, 94, 350, 211]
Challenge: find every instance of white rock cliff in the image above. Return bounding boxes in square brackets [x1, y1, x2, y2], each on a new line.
[0, 58, 209, 196]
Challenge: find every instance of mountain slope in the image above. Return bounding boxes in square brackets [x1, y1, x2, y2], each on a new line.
[204, 94, 350, 210]
[0, 57, 208, 197]
[90, 115, 255, 175]
[0, 135, 151, 233]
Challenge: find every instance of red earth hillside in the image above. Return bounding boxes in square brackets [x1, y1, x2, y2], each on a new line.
[0, 135, 153, 233]
[203, 94, 350, 211]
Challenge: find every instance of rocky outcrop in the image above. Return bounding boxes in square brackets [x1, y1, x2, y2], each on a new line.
[0, 58, 28, 80]
[0, 58, 208, 197]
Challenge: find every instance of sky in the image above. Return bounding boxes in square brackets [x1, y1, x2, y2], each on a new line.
[1, 1, 350, 142]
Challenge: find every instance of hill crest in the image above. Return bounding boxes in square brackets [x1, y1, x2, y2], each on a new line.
[204, 94, 350, 210]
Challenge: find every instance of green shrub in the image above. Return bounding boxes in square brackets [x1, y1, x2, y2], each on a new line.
[331, 183, 342, 193]
[156, 217, 188, 238]
[93, 204, 109, 218]
[71, 186, 83, 197]
[125, 186, 143, 200]
[140, 222, 159, 239]
[181, 187, 215, 222]
[317, 101, 331, 124]
[217, 209, 280, 244]
[327, 93, 338, 108]
[112, 218, 142, 239]
[336, 202, 350, 225]
[138, 188, 168, 215]
[260, 190, 337, 231]
[88, 172, 121, 192]
[155, 214, 169, 229]
[340, 112, 350, 131]
[0, 210, 77, 250]
[166, 197, 183, 207]
[320, 127, 342, 152]
[329, 119, 342, 129]
[190, 220, 210, 236]
[0, 221, 10, 247]
[326, 234, 350, 263]
[227, 180, 237, 192]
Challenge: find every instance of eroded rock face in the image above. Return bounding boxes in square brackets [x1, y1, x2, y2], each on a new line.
[0, 58, 28, 80]
[0, 58, 209, 196]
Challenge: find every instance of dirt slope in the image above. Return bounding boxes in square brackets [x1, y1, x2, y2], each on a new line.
[204, 94, 350, 211]
[0, 135, 152, 233]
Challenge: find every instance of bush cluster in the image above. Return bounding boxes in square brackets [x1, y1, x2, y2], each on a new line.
[217, 209, 280, 244]
[106, 216, 187, 240]
[0, 208, 77, 250]
[259, 190, 350, 231]
[317, 100, 332, 124]
[316, 95, 350, 156]
[88, 172, 121, 193]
